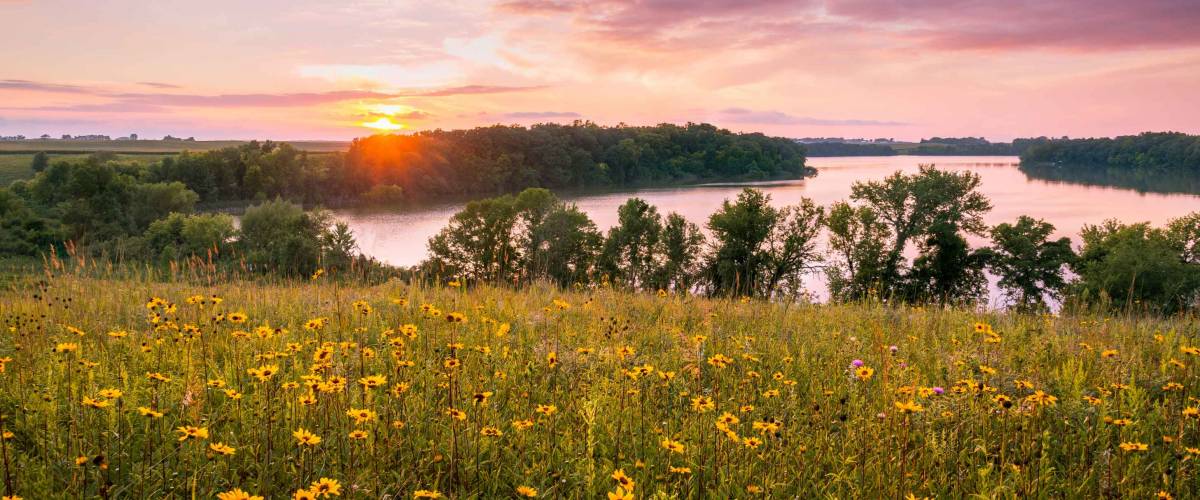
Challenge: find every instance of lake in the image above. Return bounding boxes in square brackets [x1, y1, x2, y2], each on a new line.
[333, 155, 1200, 304]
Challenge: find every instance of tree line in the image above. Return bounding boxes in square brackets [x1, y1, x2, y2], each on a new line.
[1, 122, 812, 264]
[15, 122, 812, 208]
[1020, 132, 1200, 175]
[0, 152, 373, 276]
[803, 137, 1053, 157]
[423, 166, 1200, 313]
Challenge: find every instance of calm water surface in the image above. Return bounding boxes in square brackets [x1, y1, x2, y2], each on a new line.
[337, 156, 1199, 267]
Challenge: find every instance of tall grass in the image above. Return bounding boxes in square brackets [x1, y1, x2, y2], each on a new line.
[0, 265, 1197, 498]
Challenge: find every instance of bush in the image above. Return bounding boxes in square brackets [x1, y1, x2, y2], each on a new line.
[141, 212, 236, 261]
[1072, 217, 1200, 312]
[361, 184, 405, 206]
[239, 199, 324, 276]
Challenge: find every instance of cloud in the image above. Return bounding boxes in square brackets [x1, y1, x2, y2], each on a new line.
[495, 0, 576, 15]
[0, 79, 95, 94]
[501, 111, 581, 119]
[1, 80, 547, 112]
[830, 0, 1200, 51]
[137, 81, 182, 89]
[113, 90, 400, 108]
[415, 85, 546, 97]
[497, 0, 1200, 53]
[364, 110, 433, 120]
[465, 110, 583, 122]
[20, 102, 168, 113]
[715, 108, 908, 127]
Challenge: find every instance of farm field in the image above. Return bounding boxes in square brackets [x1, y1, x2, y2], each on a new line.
[0, 153, 173, 185]
[0, 271, 1197, 498]
[0, 139, 350, 154]
[0, 139, 349, 185]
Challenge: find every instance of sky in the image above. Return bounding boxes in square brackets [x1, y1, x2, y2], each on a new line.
[1, 0, 1199, 141]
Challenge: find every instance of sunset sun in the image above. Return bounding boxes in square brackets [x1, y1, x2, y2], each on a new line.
[362, 116, 404, 131]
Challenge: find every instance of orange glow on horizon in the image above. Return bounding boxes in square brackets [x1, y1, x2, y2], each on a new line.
[362, 117, 405, 131]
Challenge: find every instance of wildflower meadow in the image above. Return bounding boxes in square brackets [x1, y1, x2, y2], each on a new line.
[1, 270, 1198, 499]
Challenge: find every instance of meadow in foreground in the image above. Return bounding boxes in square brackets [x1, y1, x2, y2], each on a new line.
[1, 272, 1199, 499]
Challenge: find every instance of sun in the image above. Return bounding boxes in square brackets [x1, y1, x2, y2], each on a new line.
[362, 116, 405, 131]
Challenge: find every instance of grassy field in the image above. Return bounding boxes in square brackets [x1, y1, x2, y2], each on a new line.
[0, 139, 349, 186]
[0, 153, 175, 186]
[0, 268, 1198, 499]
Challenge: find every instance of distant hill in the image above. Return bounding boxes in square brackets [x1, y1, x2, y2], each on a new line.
[803, 137, 1052, 157]
[0, 138, 349, 154]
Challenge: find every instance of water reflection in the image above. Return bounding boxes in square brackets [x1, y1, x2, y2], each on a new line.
[1018, 163, 1200, 195]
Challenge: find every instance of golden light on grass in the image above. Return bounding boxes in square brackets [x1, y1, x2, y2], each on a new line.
[3, 266, 1199, 498]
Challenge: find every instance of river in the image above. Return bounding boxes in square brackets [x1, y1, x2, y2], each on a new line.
[333, 155, 1200, 304]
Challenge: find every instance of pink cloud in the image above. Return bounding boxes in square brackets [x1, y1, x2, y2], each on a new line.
[499, 0, 1200, 53]
[829, 0, 1200, 51]
[1, 81, 547, 112]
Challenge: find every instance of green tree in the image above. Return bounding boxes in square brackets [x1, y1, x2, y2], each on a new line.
[703, 189, 824, 298]
[239, 199, 325, 276]
[0, 188, 63, 255]
[425, 196, 520, 282]
[904, 221, 989, 304]
[654, 213, 704, 292]
[525, 204, 602, 286]
[1169, 212, 1200, 265]
[321, 220, 358, 272]
[984, 216, 1075, 310]
[598, 198, 663, 289]
[762, 198, 825, 297]
[847, 165, 992, 299]
[141, 212, 236, 261]
[424, 188, 602, 286]
[30, 151, 49, 173]
[128, 181, 199, 232]
[1072, 219, 1200, 312]
[825, 202, 891, 300]
[704, 189, 778, 297]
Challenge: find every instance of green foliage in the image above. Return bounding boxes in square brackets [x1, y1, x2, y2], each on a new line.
[1072, 217, 1200, 312]
[524, 204, 602, 286]
[834, 165, 992, 303]
[140, 212, 237, 261]
[905, 221, 989, 304]
[426, 195, 521, 282]
[321, 221, 359, 272]
[703, 189, 823, 298]
[599, 198, 664, 288]
[704, 189, 778, 297]
[1021, 132, 1200, 176]
[984, 216, 1075, 310]
[0, 187, 63, 255]
[825, 201, 890, 300]
[239, 200, 327, 276]
[29, 151, 48, 173]
[656, 213, 704, 292]
[18, 157, 198, 243]
[425, 188, 603, 286]
[761, 198, 825, 297]
[344, 122, 813, 198]
[128, 182, 200, 231]
[147, 141, 329, 203]
[361, 184, 405, 205]
[1168, 212, 1200, 265]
